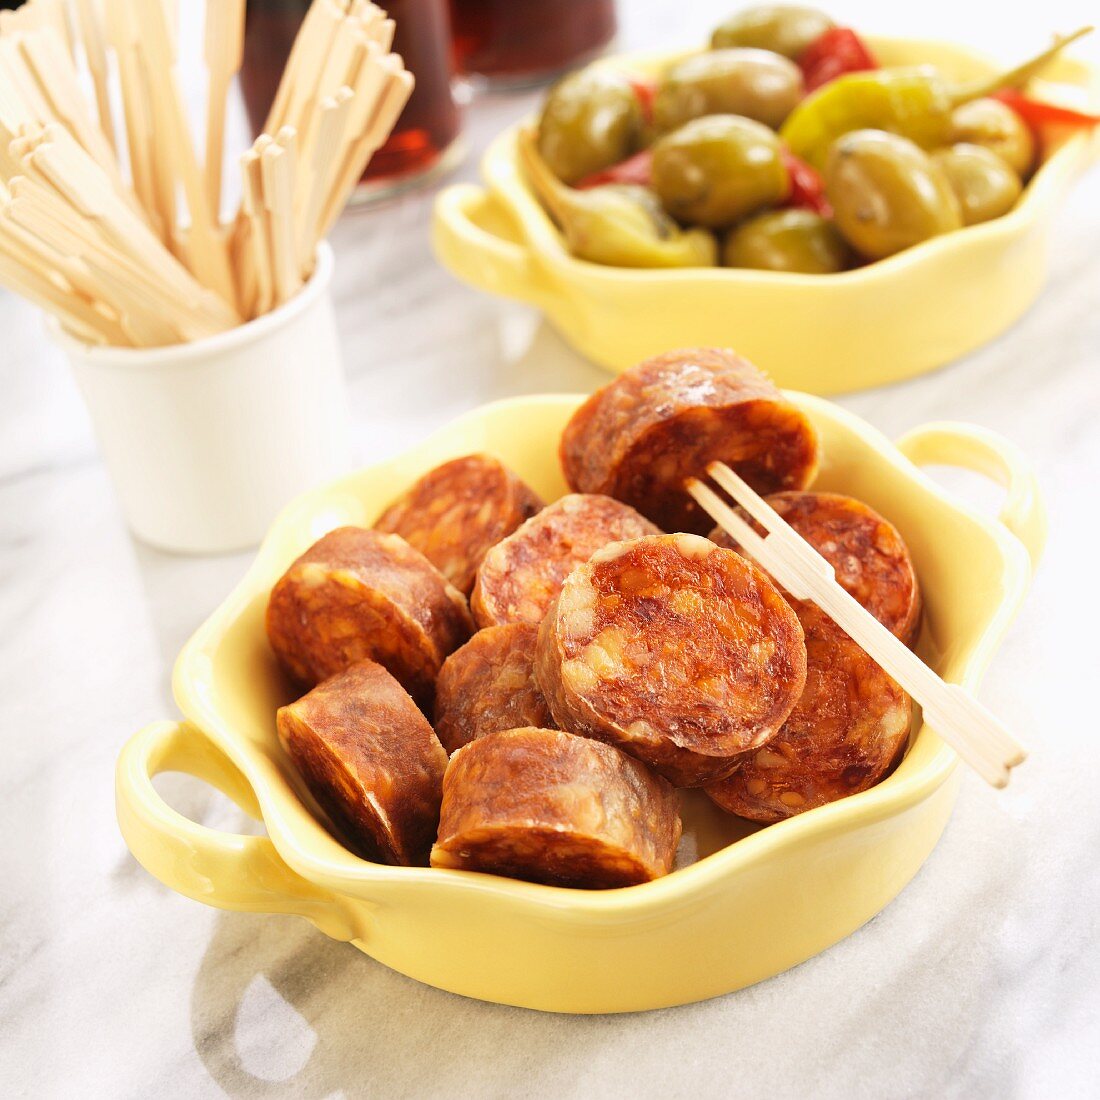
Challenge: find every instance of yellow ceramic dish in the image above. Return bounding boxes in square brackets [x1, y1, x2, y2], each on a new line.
[432, 38, 1099, 393]
[116, 394, 1044, 1013]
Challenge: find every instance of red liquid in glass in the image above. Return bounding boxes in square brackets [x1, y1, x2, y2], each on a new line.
[240, 0, 461, 188]
[363, 0, 461, 183]
[449, 0, 616, 84]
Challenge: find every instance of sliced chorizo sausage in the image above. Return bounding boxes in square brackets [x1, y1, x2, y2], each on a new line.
[535, 533, 807, 786]
[710, 490, 922, 645]
[560, 347, 820, 534]
[433, 623, 555, 755]
[430, 727, 682, 888]
[373, 454, 544, 594]
[470, 494, 660, 629]
[705, 602, 912, 822]
[266, 526, 473, 708]
[277, 659, 448, 865]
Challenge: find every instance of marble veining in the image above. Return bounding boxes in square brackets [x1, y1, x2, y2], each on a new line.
[1, 1, 1098, 1096]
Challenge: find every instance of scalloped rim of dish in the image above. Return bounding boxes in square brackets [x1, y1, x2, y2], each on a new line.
[480, 38, 1099, 287]
[171, 392, 1033, 920]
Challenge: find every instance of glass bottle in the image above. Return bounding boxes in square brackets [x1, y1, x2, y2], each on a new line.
[449, 0, 617, 89]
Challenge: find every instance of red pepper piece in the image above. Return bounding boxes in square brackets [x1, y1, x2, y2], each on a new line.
[626, 74, 657, 125]
[781, 148, 832, 217]
[576, 149, 654, 190]
[993, 88, 1100, 128]
[799, 27, 878, 92]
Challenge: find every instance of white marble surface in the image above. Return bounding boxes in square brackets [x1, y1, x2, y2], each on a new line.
[2, 2, 1100, 1096]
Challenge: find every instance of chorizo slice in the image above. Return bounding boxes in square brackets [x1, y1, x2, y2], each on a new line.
[433, 623, 555, 754]
[705, 603, 913, 823]
[710, 490, 922, 646]
[470, 494, 660, 629]
[373, 454, 544, 594]
[535, 533, 807, 786]
[560, 347, 820, 534]
[266, 526, 473, 708]
[277, 659, 448, 865]
[430, 727, 682, 889]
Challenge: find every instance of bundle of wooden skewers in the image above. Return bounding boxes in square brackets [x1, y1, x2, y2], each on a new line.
[0, 0, 413, 347]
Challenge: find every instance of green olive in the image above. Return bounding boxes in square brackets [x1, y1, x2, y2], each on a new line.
[654, 48, 804, 132]
[824, 129, 962, 259]
[537, 68, 644, 184]
[932, 144, 1022, 225]
[723, 208, 851, 273]
[949, 97, 1035, 176]
[711, 5, 833, 59]
[652, 115, 789, 228]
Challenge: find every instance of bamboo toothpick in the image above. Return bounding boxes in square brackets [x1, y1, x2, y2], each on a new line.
[129, 0, 236, 304]
[261, 129, 300, 306]
[0, 0, 413, 346]
[686, 463, 1028, 789]
[103, 0, 160, 235]
[73, 0, 115, 154]
[296, 87, 352, 272]
[317, 61, 412, 241]
[204, 0, 246, 218]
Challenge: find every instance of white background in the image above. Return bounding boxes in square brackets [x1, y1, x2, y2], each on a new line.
[1, 1, 1099, 1096]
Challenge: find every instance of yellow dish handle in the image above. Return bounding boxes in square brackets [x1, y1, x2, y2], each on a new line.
[432, 182, 550, 306]
[895, 421, 1047, 571]
[115, 720, 368, 941]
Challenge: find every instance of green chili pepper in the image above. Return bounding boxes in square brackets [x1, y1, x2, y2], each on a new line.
[519, 131, 717, 269]
[781, 26, 1092, 170]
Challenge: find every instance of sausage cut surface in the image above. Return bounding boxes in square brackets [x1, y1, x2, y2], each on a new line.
[266, 526, 473, 708]
[430, 727, 682, 889]
[711, 490, 922, 645]
[433, 623, 555, 754]
[277, 659, 448, 865]
[705, 602, 912, 822]
[536, 533, 807, 786]
[471, 494, 660, 629]
[560, 348, 820, 534]
[373, 454, 544, 594]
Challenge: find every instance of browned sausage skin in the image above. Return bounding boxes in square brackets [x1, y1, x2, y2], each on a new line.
[471, 493, 660, 628]
[711, 490, 922, 646]
[433, 623, 554, 754]
[277, 659, 449, 865]
[705, 602, 912, 822]
[266, 526, 473, 709]
[373, 454, 544, 595]
[536, 533, 807, 786]
[430, 727, 682, 889]
[560, 348, 820, 534]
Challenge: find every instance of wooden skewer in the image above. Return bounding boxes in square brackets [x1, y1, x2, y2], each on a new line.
[264, 0, 347, 135]
[17, 28, 130, 203]
[686, 463, 1027, 789]
[0, 199, 129, 328]
[16, 129, 239, 329]
[0, 0, 412, 342]
[0, 246, 121, 344]
[128, 0, 236, 306]
[103, 0, 160, 237]
[0, 36, 52, 123]
[203, 0, 246, 219]
[261, 130, 301, 306]
[316, 62, 413, 242]
[239, 138, 274, 319]
[0, 0, 73, 58]
[296, 87, 352, 273]
[5, 185, 226, 341]
[73, 0, 115, 154]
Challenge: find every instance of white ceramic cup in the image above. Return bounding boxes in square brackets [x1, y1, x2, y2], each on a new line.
[56, 243, 350, 554]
